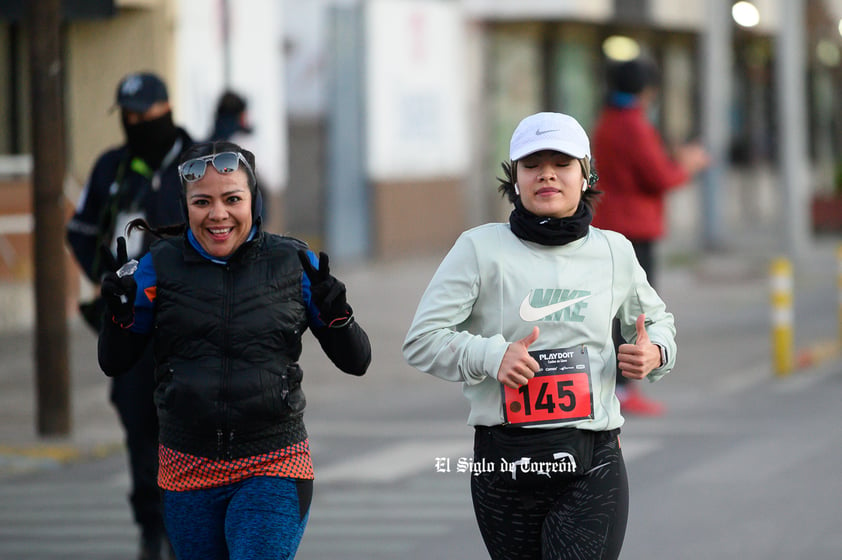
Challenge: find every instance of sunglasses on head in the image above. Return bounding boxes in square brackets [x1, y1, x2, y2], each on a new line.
[178, 151, 255, 185]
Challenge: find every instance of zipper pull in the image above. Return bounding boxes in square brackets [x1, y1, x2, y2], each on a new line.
[280, 372, 289, 400]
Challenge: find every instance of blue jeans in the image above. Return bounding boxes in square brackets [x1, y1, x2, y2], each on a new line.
[163, 476, 312, 560]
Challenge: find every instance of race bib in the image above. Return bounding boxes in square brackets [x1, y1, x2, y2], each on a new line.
[502, 345, 594, 426]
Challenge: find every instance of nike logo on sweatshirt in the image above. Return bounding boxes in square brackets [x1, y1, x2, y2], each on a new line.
[519, 291, 591, 322]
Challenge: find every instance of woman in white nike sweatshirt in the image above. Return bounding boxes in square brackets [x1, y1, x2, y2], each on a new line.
[403, 112, 676, 560]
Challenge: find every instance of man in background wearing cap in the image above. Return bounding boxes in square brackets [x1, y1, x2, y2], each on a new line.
[591, 58, 709, 416]
[66, 71, 192, 560]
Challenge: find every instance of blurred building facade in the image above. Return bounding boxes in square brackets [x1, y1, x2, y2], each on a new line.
[1, 1, 841, 322]
[284, 0, 842, 259]
[0, 0, 286, 330]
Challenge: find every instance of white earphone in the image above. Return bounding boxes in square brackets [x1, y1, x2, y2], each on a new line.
[514, 182, 520, 195]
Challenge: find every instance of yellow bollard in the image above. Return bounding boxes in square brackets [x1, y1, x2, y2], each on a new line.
[770, 257, 793, 376]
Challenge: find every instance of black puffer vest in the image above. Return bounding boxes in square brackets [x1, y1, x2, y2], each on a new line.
[150, 233, 309, 459]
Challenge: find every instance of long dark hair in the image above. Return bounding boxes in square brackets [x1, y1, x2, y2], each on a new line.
[496, 156, 602, 212]
[126, 140, 258, 240]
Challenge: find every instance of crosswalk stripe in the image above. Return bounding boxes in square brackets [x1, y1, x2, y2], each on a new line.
[0, 522, 134, 539]
[307, 419, 472, 437]
[304, 521, 455, 538]
[298, 537, 416, 555]
[0, 507, 130, 525]
[314, 439, 471, 483]
[0, 465, 135, 560]
[0, 541, 134, 556]
[619, 436, 662, 462]
[0, 478, 127, 495]
[673, 435, 827, 485]
[310, 503, 472, 519]
[297, 473, 471, 558]
[314, 486, 469, 504]
[0, 433, 665, 560]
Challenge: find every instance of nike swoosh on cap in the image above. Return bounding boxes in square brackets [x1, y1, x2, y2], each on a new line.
[535, 129, 559, 136]
[519, 292, 591, 322]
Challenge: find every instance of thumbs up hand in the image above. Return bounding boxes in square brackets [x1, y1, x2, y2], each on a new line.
[496, 327, 541, 389]
[617, 314, 662, 380]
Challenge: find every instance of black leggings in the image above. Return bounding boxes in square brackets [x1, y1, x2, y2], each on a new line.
[471, 430, 628, 560]
[110, 344, 162, 534]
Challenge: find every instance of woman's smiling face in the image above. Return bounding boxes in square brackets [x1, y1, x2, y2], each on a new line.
[186, 166, 253, 258]
[516, 150, 585, 218]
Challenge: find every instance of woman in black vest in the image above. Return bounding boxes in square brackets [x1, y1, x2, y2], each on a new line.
[97, 141, 371, 560]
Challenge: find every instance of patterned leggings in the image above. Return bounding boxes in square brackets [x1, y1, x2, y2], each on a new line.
[163, 476, 312, 560]
[471, 430, 628, 560]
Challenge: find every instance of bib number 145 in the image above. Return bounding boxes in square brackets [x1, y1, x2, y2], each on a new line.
[502, 346, 594, 426]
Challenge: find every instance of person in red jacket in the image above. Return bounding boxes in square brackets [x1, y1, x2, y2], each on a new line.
[592, 57, 709, 415]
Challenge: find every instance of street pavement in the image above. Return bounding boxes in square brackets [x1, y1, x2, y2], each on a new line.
[1, 232, 841, 559]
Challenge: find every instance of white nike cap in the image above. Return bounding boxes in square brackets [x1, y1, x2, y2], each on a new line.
[509, 112, 591, 161]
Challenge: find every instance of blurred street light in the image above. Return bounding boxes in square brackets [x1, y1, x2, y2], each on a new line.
[732, 1, 760, 28]
[816, 39, 841, 67]
[602, 35, 640, 61]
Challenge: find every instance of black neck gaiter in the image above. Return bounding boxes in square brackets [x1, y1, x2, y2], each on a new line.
[122, 111, 179, 169]
[508, 198, 592, 246]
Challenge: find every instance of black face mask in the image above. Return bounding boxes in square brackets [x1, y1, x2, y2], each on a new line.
[122, 111, 179, 168]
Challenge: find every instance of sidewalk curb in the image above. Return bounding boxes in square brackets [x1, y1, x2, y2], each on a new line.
[0, 440, 124, 479]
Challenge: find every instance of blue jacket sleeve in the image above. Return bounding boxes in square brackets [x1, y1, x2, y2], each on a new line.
[301, 249, 371, 376]
[301, 250, 323, 326]
[129, 253, 156, 334]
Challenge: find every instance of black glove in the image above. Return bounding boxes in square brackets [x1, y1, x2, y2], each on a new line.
[298, 250, 352, 327]
[100, 237, 137, 328]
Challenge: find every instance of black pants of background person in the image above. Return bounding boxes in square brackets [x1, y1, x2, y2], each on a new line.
[109, 344, 169, 557]
[614, 240, 656, 389]
[471, 430, 628, 560]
